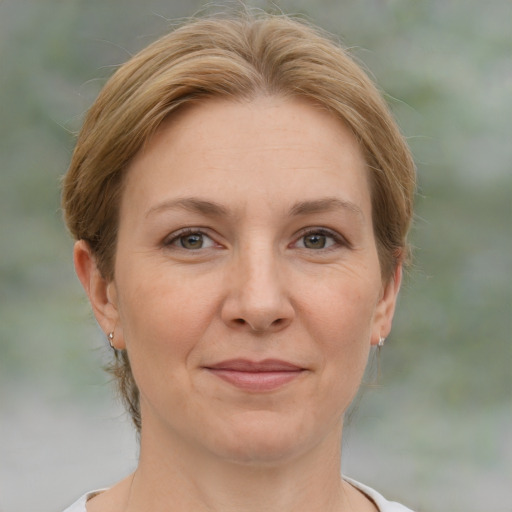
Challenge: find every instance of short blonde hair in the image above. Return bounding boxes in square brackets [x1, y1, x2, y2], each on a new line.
[62, 13, 415, 432]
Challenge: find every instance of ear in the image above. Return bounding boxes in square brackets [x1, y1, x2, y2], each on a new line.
[73, 240, 125, 349]
[370, 263, 403, 346]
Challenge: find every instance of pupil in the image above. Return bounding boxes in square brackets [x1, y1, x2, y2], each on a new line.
[182, 233, 203, 249]
[304, 234, 326, 249]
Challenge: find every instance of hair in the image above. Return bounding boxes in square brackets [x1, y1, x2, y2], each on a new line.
[62, 12, 416, 433]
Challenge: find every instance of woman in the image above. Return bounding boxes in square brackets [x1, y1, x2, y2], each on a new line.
[62, 12, 416, 512]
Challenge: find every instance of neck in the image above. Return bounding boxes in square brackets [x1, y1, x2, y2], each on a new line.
[124, 420, 353, 512]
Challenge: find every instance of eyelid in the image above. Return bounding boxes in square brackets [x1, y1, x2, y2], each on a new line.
[163, 227, 220, 249]
[292, 227, 351, 249]
[163, 226, 349, 250]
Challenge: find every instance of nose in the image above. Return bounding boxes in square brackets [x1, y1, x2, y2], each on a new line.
[221, 245, 295, 334]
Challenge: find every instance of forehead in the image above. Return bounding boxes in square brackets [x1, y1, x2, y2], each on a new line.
[123, 96, 371, 216]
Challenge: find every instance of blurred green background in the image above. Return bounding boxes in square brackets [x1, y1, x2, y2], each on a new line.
[1, 0, 510, 511]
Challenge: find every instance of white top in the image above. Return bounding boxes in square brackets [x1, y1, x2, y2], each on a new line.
[62, 478, 414, 512]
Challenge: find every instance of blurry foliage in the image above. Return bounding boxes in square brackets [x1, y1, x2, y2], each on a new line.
[1, 0, 510, 409]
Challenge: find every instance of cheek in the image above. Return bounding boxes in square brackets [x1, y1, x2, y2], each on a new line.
[302, 278, 378, 386]
[115, 263, 224, 378]
[115, 278, 208, 413]
[303, 275, 378, 341]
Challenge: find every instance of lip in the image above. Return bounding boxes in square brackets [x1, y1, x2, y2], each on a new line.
[204, 359, 306, 392]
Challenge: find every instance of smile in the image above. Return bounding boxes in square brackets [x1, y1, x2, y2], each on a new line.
[204, 359, 307, 392]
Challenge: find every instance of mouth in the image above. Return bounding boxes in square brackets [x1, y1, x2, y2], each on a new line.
[204, 359, 307, 392]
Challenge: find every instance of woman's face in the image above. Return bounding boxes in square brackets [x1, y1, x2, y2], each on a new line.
[88, 97, 400, 465]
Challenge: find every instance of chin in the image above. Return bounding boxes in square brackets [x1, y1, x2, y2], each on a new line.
[207, 410, 332, 467]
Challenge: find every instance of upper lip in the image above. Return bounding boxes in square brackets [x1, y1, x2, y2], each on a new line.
[205, 359, 304, 372]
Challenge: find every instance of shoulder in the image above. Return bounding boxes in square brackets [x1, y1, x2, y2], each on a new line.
[345, 477, 416, 512]
[62, 490, 107, 512]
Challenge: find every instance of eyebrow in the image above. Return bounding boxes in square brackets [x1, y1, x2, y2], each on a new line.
[145, 197, 229, 218]
[289, 197, 364, 219]
[145, 196, 364, 220]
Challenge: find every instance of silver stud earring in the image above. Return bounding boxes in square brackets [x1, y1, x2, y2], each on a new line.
[378, 336, 386, 348]
[108, 331, 115, 349]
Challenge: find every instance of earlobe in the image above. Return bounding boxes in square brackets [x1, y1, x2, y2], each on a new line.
[371, 263, 403, 346]
[73, 240, 121, 345]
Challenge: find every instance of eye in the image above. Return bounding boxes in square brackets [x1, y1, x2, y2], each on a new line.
[166, 229, 217, 250]
[294, 229, 342, 250]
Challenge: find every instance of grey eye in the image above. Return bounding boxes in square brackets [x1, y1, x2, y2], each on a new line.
[166, 229, 218, 251]
[303, 234, 328, 249]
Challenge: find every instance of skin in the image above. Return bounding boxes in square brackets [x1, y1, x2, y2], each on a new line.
[75, 96, 401, 512]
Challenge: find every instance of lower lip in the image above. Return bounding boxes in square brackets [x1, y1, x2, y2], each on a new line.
[207, 369, 303, 392]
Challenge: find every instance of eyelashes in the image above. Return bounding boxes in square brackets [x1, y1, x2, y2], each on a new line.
[164, 226, 350, 253]
[164, 228, 218, 250]
[292, 227, 349, 251]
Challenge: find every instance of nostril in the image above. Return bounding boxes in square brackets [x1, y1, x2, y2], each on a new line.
[225, 306, 293, 332]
